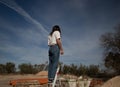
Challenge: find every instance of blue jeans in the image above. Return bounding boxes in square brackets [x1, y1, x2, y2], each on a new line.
[48, 45, 60, 80]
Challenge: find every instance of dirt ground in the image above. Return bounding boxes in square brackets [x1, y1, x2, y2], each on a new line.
[0, 74, 47, 87]
[1, 74, 120, 87]
[101, 76, 120, 87]
[0, 75, 10, 87]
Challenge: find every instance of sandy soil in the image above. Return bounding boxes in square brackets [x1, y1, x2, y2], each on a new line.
[101, 76, 120, 87]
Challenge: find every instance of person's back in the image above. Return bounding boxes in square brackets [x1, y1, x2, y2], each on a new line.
[48, 25, 64, 83]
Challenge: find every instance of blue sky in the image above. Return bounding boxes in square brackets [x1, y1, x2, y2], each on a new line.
[0, 0, 120, 66]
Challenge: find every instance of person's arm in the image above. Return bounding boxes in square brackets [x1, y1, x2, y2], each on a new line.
[56, 38, 64, 55]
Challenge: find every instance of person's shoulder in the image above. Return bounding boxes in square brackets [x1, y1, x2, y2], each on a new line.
[54, 31, 60, 34]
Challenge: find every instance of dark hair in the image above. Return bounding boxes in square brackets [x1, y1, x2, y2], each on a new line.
[50, 25, 61, 36]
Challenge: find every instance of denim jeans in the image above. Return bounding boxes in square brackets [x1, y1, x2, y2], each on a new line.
[48, 45, 60, 80]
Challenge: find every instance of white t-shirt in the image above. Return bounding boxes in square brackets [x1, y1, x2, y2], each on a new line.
[48, 31, 61, 45]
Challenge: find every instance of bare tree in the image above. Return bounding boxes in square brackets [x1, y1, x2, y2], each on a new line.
[100, 24, 120, 75]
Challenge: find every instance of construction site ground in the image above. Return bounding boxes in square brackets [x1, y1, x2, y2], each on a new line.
[0, 74, 120, 87]
[0, 74, 47, 87]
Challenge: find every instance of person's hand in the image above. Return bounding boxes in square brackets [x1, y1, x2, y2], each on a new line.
[60, 49, 64, 55]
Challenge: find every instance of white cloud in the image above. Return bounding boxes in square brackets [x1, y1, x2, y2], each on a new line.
[0, 38, 48, 64]
[0, 16, 48, 64]
[60, 27, 105, 65]
[0, 0, 48, 35]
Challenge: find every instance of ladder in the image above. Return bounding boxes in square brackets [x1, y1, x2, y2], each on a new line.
[48, 66, 61, 87]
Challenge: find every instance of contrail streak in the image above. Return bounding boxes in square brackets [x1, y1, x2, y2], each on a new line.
[0, 0, 49, 35]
